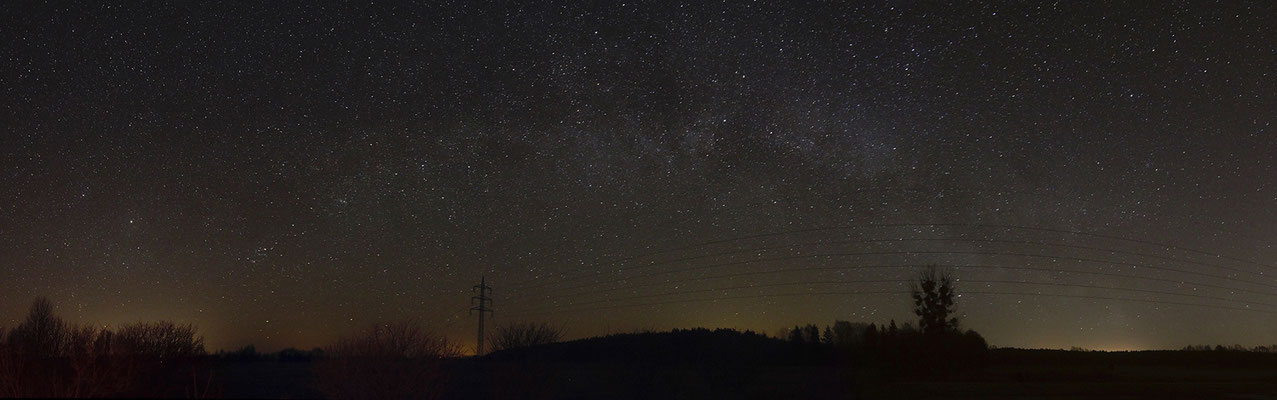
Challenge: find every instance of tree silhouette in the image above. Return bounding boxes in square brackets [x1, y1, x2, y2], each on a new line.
[0, 296, 210, 397]
[830, 321, 859, 348]
[803, 324, 820, 344]
[910, 266, 959, 336]
[487, 322, 565, 400]
[314, 321, 458, 400]
[864, 323, 879, 348]
[113, 321, 205, 359]
[9, 296, 66, 358]
[787, 325, 804, 344]
[487, 321, 563, 352]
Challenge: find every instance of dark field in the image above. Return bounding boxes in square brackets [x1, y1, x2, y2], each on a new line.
[211, 339, 1277, 399]
[215, 361, 320, 399]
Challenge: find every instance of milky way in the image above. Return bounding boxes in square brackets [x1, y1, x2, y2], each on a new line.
[2, 2, 1275, 352]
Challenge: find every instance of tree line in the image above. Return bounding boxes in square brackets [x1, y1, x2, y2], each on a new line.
[16, 266, 1255, 398]
[774, 267, 989, 377]
[1180, 344, 1277, 353]
[0, 297, 209, 397]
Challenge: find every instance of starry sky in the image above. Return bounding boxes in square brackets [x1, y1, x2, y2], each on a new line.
[2, 1, 1275, 353]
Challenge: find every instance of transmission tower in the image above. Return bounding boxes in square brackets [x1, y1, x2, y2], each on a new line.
[470, 276, 493, 356]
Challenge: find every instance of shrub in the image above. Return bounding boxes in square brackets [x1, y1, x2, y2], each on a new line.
[113, 321, 205, 359]
[0, 297, 213, 398]
[488, 321, 563, 352]
[313, 321, 458, 400]
[112, 321, 209, 398]
[488, 321, 565, 400]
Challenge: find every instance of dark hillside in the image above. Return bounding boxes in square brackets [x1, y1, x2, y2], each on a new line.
[485, 328, 795, 365]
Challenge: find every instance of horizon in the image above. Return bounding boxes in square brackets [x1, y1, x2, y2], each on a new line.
[4, 1, 1276, 359]
[5, 292, 1274, 355]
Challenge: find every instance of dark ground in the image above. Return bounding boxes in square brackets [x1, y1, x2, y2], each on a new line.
[215, 360, 321, 399]
[216, 358, 1277, 399]
[213, 336, 1277, 399]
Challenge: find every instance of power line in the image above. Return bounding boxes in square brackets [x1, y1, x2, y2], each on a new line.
[510, 277, 1277, 317]
[964, 290, 1277, 315]
[513, 279, 915, 314]
[508, 236, 1276, 295]
[554, 262, 1277, 303]
[510, 288, 1277, 319]
[512, 223, 1277, 291]
[514, 249, 1277, 306]
[508, 268, 1277, 315]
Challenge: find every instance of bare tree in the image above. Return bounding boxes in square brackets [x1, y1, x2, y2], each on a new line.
[488, 321, 564, 400]
[314, 321, 459, 400]
[0, 297, 69, 397]
[0, 324, 17, 397]
[488, 321, 563, 352]
[113, 321, 206, 359]
[910, 266, 959, 336]
[0, 297, 211, 397]
[9, 297, 67, 358]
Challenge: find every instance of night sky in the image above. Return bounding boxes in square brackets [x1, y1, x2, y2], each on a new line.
[3, 2, 1275, 353]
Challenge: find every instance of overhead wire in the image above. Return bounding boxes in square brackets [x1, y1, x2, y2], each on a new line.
[510, 288, 1277, 319]
[513, 277, 1277, 317]
[511, 223, 1277, 292]
[512, 249, 1277, 307]
[505, 236, 1277, 298]
[507, 264, 1277, 316]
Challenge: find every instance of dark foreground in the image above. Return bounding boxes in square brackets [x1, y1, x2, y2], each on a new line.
[215, 335, 1277, 399]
